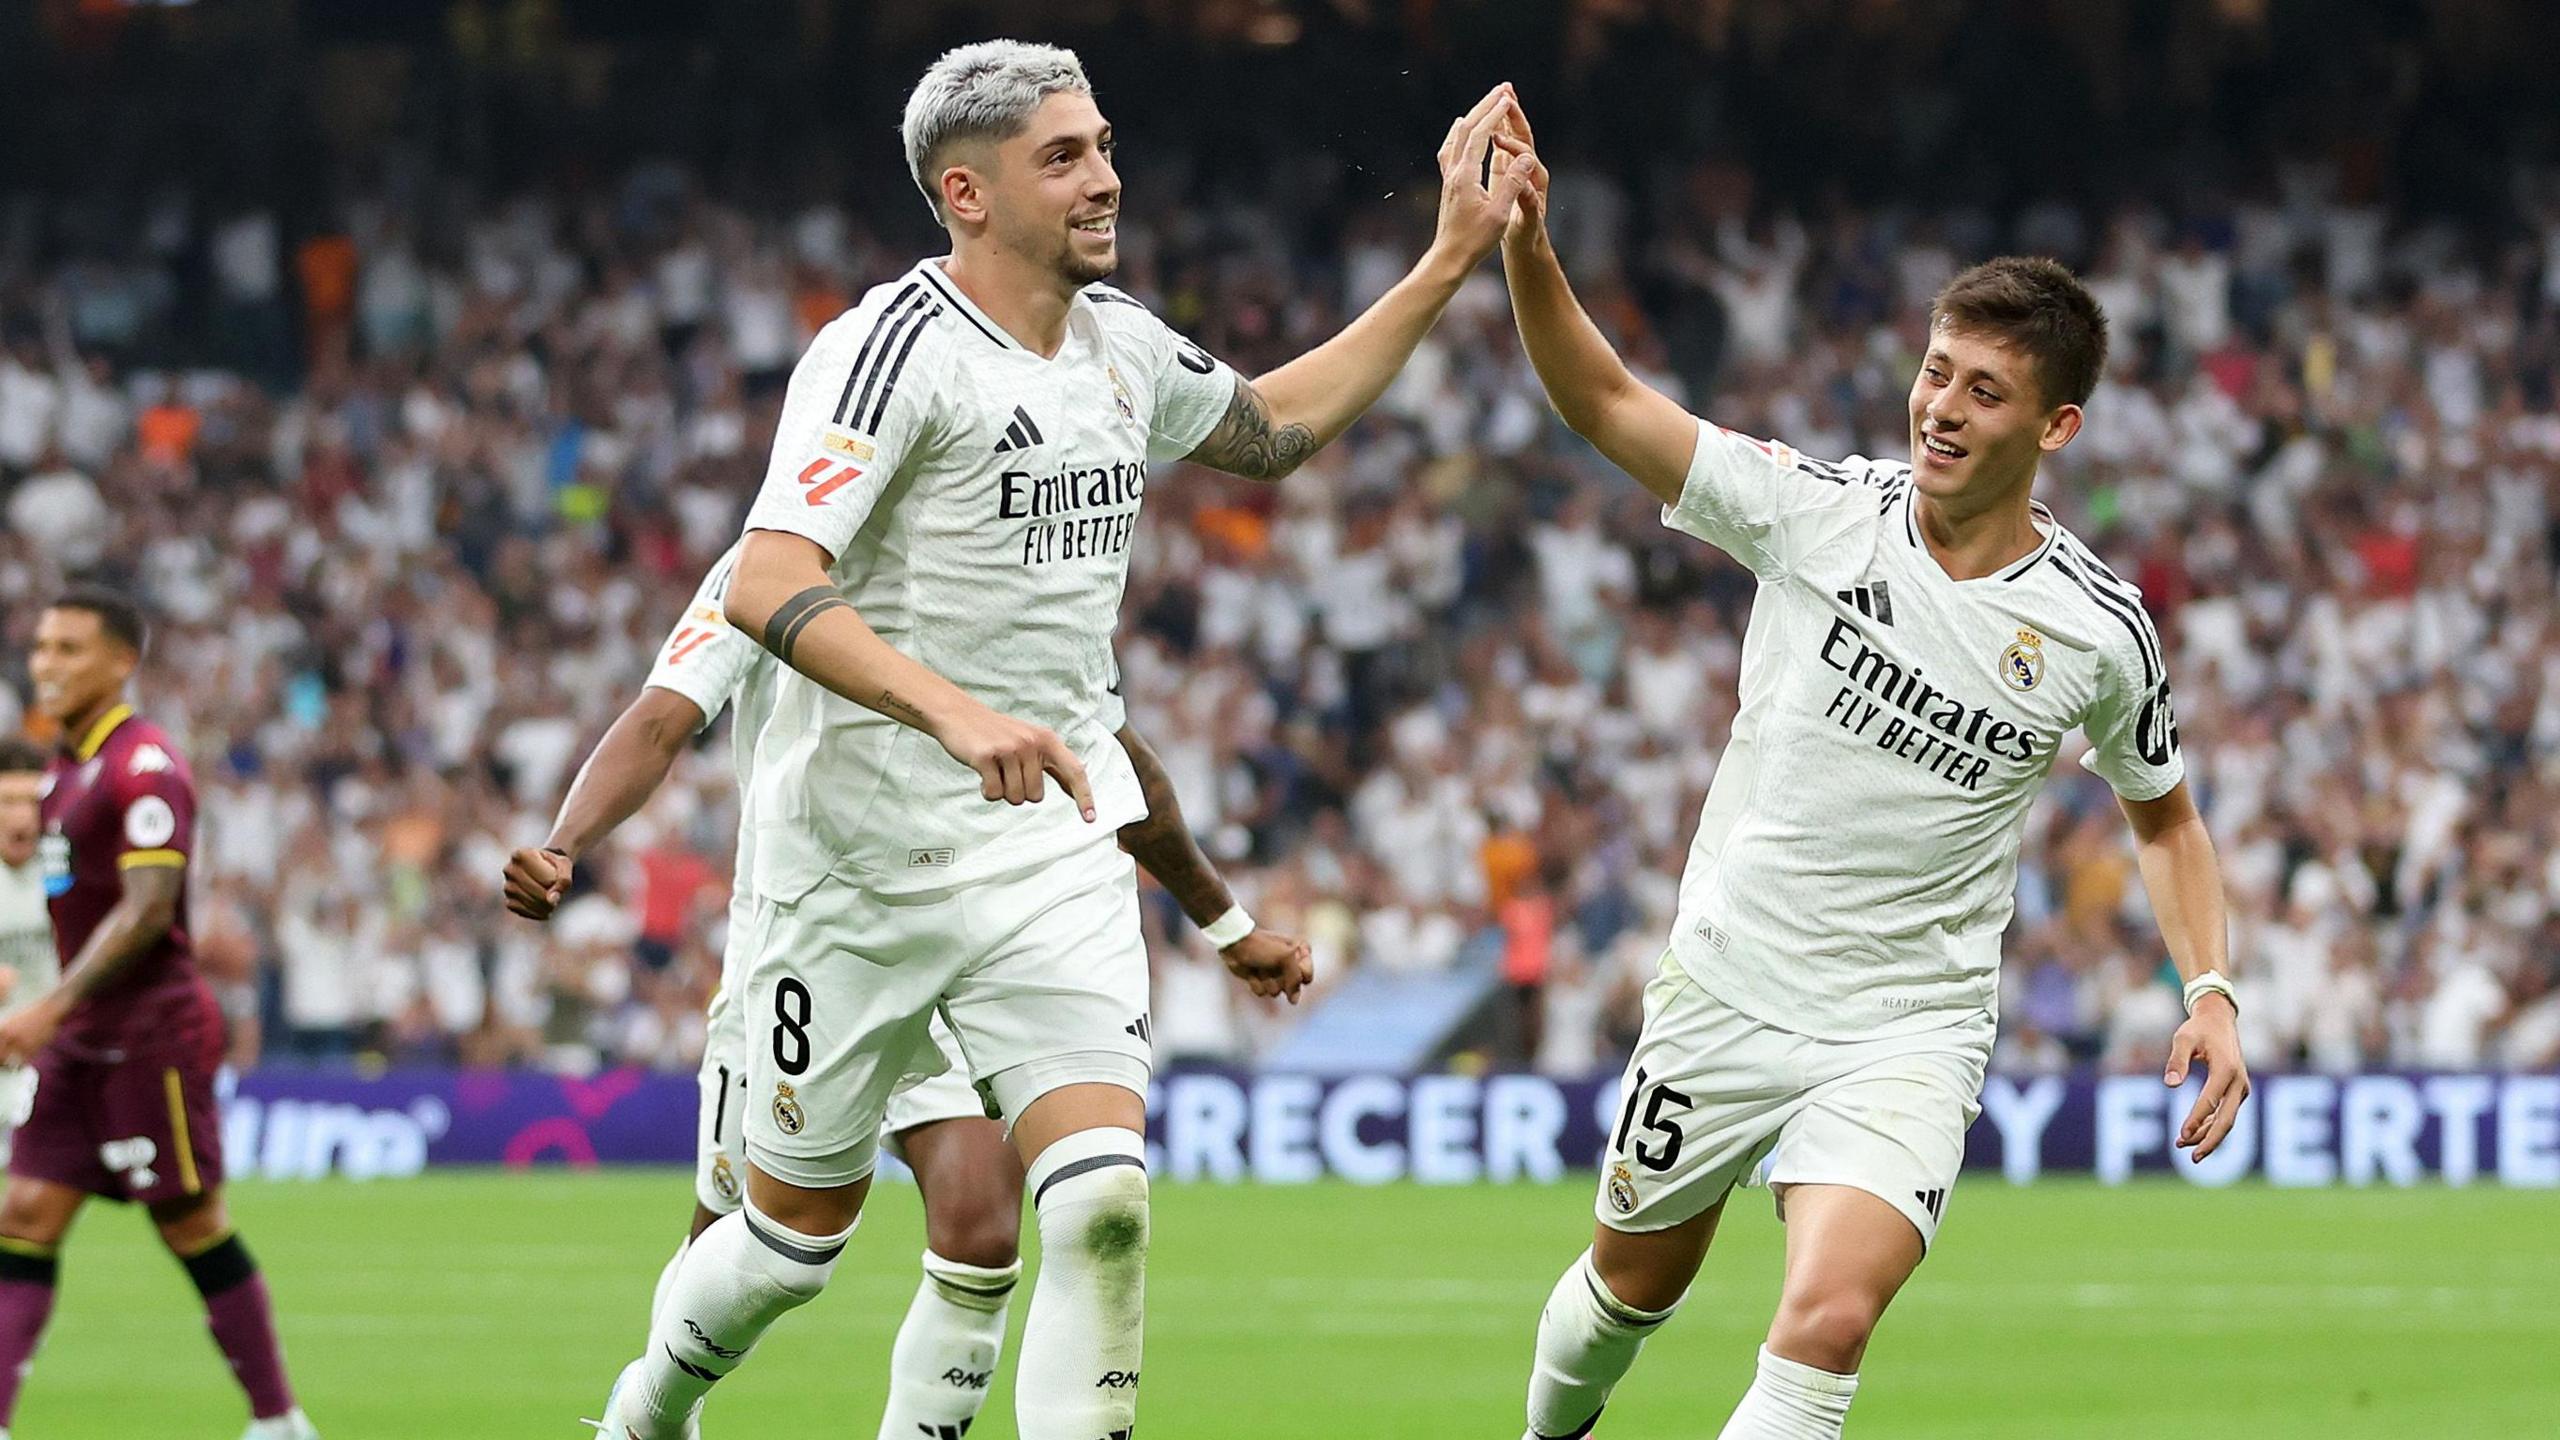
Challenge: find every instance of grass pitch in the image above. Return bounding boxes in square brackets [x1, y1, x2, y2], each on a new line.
[30, 1171, 2557, 1438]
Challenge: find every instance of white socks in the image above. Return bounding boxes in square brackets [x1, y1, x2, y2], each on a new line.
[1014, 1126, 1149, 1440]
[1523, 1248, 1678, 1440]
[876, 1250, 1021, 1440]
[631, 1198, 853, 1435]
[1716, 1345, 1858, 1439]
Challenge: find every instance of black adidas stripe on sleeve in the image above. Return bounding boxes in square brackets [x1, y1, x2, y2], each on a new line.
[831, 283, 925, 427]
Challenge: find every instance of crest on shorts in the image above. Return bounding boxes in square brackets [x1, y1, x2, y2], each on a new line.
[710, 1153, 741, 1203]
[772, 1081, 806, 1137]
[1999, 627, 2045, 692]
[1606, 1162, 1638, 1216]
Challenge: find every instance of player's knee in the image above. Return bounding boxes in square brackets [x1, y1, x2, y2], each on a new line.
[0, 1183, 74, 1246]
[1768, 1290, 1883, 1373]
[925, 1197, 1022, 1271]
[917, 1136, 1026, 1269]
[1026, 1126, 1149, 1270]
[738, 1198, 853, 1303]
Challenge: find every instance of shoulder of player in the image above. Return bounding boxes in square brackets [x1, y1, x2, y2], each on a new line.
[2032, 528, 2167, 685]
[106, 719, 192, 786]
[805, 271, 966, 433]
[1078, 282, 1161, 329]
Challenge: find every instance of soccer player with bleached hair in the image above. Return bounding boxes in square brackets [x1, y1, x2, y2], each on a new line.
[593, 40, 1534, 1440]
[506, 537, 1309, 1440]
[1487, 112, 2251, 1439]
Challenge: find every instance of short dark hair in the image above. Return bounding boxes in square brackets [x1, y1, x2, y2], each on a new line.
[1929, 256, 2109, 409]
[47, 585, 148, 655]
[0, 738, 45, 775]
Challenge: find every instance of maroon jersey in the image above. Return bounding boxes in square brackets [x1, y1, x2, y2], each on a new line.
[36, 703, 218, 1064]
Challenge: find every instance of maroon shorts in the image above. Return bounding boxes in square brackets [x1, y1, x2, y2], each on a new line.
[8, 1051, 225, 1205]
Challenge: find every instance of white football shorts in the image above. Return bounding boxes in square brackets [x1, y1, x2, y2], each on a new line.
[1595, 961, 1992, 1252]
[739, 833, 1151, 1189]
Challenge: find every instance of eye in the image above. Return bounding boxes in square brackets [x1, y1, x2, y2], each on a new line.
[1972, 386, 2000, 404]
[1922, 366, 1947, 384]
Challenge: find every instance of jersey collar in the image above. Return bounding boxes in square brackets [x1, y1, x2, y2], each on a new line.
[71, 702, 134, 762]
[1903, 489, 2058, 583]
[917, 260, 1023, 353]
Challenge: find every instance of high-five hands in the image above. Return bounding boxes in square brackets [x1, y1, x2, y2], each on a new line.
[1431, 83, 1541, 268]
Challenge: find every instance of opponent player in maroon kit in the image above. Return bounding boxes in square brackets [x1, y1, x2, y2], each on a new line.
[0, 588, 316, 1440]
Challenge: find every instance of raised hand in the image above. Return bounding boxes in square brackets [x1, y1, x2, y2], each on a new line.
[1430, 83, 1540, 269]
[1494, 100, 1550, 252]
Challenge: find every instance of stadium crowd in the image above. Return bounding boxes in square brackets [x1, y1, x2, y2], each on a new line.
[1, 140, 2557, 1080]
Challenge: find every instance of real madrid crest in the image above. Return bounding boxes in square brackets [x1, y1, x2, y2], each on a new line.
[1106, 363, 1138, 428]
[710, 1152, 741, 1202]
[1606, 1161, 1639, 1216]
[772, 1081, 806, 1137]
[1999, 627, 2045, 692]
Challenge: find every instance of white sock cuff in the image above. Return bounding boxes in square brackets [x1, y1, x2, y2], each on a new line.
[1575, 1250, 1679, 1329]
[1757, 1344, 1859, 1398]
[920, 1249, 1023, 1310]
[1025, 1126, 1148, 1209]
[739, 1196, 857, 1270]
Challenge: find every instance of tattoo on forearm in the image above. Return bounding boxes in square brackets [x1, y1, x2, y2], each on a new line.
[760, 586, 849, 667]
[1186, 380, 1316, 481]
[878, 689, 929, 726]
[1116, 732, 1236, 925]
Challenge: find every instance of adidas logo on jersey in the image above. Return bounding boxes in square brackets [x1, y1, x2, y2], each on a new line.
[1914, 1186, 1947, 1222]
[1124, 1014, 1152, 1045]
[1837, 581, 1894, 626]
[992, 405, 1046, 453]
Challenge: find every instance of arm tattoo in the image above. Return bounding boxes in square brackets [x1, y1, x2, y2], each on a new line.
[1115, 727, 1237, 926]
[759, 585, 848, 668]
[878, 689, 929, 727]
[1184, 378, 1316, 481]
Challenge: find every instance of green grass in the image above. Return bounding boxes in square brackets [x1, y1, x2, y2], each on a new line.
[23, 1172, 2558, 1438]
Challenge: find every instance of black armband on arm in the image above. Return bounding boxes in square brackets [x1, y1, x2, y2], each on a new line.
[759, 586, 849, 668]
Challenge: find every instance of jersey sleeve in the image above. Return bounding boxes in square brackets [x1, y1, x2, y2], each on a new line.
[1662, 420, 1889, 579]
[642, 545, 763, 731]
[1089, 286, 1239, 461]
[110, 743, 193, 872]
[740, 287, 948, 562]
[2077, 608, 2185, 802]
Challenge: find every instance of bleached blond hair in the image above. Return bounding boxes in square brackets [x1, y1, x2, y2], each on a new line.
[902, 40, 1093, 223]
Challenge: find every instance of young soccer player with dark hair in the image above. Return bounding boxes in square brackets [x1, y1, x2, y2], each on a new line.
[0, 588, 315, 1440]
[1492, 115, 2250, 1439]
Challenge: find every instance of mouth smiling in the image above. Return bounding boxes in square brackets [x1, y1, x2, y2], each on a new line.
[1921, 432, 1967, 464]
[1071, 212, 1117, 240]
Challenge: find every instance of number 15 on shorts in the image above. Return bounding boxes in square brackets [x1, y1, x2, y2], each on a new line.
[1610, 1067, 1691, 1172]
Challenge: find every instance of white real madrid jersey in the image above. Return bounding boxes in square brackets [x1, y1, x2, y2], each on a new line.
[641, 540, 776, 887]
[0, 858, 53, 996]
[1662, 418, 2184, 1041]
[740, 259, 1235, 899]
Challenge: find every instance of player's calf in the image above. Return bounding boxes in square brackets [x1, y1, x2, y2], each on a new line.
[152, 1195, 303, 1426]
[879, 1116, 1025, 1440]
[1524, 1247, 1682, 1440]
[624, 1173, 865, 1437]
[1014, 1125, 1148, 1440]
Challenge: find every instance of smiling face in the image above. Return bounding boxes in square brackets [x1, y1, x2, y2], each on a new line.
[1905, 322, 2082, 505]
[28, 605, 133, 730]
[940, 90, 1120, 287]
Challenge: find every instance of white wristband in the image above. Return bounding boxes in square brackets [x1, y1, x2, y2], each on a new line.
[2182, 970, 2237, 1017]
[1199, 904, 1256, 950]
